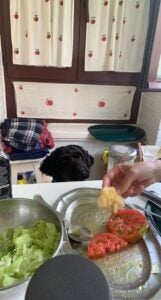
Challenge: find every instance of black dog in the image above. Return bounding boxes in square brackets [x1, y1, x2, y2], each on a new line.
[39, 144, 94, 182]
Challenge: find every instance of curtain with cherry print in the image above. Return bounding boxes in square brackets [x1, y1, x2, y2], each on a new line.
[85, 0, 150, 72]
[10, 0, 74, 67]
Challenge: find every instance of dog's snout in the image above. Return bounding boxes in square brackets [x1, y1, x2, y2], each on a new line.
[75, 164, 89, 180]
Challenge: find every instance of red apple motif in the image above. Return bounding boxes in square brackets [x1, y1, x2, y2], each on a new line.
[25, 31, 28, 38]
[46, 98, 53, 106]
[88, 51, 93, 58]
[21, 111, 25, 115]
[59, 0, 64, 5]
[33, 15, 39, 22]
[14, 48, 19, 54]
[101, 35, 107, 42]
[14, 12, 19, 19]
[59, 35, 62, 42]
[123, 18, 126, 24]
[90, 18, 96, 24]
[47, 32, 51, 39]
[19, 85, 23, 90]
[104, 1, 108, 5]
[98, 101, 105, 108]
[124, 113, 127, 117]
[45, 0, 49, 2]
[131, 36, 135, 42]
[115, 33, 119, 40]
[74, 88, 78, 92]
[119, 1, 123, 5]
[73, 112, 77, 116]
[113, 17, 115, 22]
[136, 2, 140, 8]
[35, 49, 40, 55]
[109, 50, 112, 57]
[128, 90, 131, 94]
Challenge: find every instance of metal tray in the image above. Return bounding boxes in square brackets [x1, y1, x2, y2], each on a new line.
[53, 188, 161, 300]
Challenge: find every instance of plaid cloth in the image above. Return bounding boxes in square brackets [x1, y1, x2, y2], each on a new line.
[1, 118, 44, 151]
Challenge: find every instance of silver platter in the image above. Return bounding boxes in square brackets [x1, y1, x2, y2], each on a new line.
[53, 188, 161, 300]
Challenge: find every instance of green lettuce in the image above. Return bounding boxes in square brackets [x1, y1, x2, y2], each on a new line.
[0, 220, 60, 288]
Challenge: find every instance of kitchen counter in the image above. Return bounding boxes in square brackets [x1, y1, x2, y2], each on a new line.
[1, 180, 161, 300]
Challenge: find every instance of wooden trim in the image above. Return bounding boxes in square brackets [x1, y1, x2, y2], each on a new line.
[0, 0, 152, 123]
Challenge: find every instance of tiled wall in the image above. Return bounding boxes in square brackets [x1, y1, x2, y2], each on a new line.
[137, 92, 161, 145]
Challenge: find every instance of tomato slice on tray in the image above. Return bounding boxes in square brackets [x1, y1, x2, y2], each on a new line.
[107, 209, 148, 243]
[87, 232, 128, 259]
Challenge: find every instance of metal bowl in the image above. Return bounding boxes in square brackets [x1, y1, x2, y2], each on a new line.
[0, 197, 64, 294]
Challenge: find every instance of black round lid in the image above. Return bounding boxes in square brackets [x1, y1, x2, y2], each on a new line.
[25, 254, 112, 300]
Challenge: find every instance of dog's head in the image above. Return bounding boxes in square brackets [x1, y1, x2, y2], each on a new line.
[39, 144, 94, 182]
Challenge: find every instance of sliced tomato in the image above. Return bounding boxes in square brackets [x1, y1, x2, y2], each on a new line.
[107, 209, 148, 243]
[87, 232, 128, 259]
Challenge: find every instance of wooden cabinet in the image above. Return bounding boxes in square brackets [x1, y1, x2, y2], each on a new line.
[0, 0, 157, 122]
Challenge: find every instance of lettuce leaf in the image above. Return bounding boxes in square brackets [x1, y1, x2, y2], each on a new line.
[0, 220, 60, 288]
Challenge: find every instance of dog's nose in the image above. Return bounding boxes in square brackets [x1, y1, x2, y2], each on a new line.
[76, 166, 89, 179]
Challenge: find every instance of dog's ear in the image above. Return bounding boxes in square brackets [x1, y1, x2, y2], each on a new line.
[39, 155, 54, 177]
[83, 149, 94, 167]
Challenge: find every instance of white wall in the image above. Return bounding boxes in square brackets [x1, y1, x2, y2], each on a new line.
[137, 92, 161, 145]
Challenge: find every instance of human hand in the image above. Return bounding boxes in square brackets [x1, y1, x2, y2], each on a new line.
[102, 160, 161, 197]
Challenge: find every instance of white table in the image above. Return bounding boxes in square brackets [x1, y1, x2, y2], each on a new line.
[2, 180, 161, 300]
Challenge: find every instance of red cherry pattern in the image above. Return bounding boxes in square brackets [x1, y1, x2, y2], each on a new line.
[33, 15, 39, 22]
[98, 101, 105, 108]
[136, 2, 140, 9]
[90, 18, 96, 24]
[46, 98, 54, 106]
[14, 48, 19, 54]
[131, 36, 136, 42]
[115, 34, 119, 40]
[88, 51, 93, 58]
[12, 1, 141, 69]
[14, 12, 19, 19]
[35, 49, 40, 55]
[101, 35, 107, 42]
[47, 32, 51, 39]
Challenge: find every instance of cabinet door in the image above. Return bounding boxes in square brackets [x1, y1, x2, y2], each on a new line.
[78, 0, 150, 86]
[0, 0, 81, 117]
[0, 0, 80, 82]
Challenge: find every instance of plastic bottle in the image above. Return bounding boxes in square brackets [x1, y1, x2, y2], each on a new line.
[0, 132, 12, 199]
[17, 173, 27, 184]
